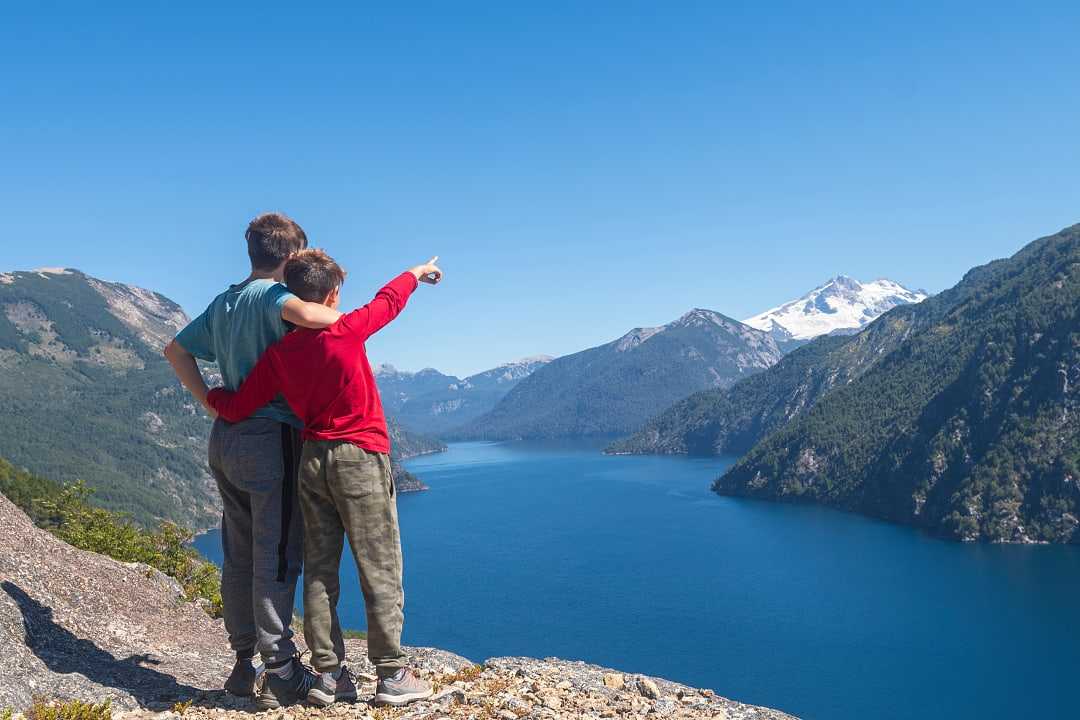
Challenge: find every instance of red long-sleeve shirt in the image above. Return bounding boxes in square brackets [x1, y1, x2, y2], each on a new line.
[206, 271, 418, 453]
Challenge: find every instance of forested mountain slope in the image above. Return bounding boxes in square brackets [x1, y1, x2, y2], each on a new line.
[454, 309, 783, 440]
[717, 225, 1079, 543]
[607, 315, 932, 457]
[0, 268, 217, 527]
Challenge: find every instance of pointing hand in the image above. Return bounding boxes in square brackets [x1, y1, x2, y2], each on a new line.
[411, 256, 443, 285]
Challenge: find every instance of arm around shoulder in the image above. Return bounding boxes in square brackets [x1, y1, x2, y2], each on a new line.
[281, 296, 342, 329]
[205, 351, 282, 423]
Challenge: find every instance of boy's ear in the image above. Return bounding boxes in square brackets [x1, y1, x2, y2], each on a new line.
[325, 286, 341, 308]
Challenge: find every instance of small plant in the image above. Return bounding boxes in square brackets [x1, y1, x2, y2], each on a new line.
[171, 700, 192, 715]
[2, 706, 14, 720]
[442, 664, 484, 684]
[370, 707, 399, 720]
[483, 674, 513, 694]
[26, 698, 111, 720]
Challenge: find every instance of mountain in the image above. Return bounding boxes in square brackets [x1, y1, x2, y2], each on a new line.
[606, 333, 874, 456]
[610, 279, 933, 458]
[386, 418, 446, 492]
[0, 268, 218, 528]
[619, 225, 1079, 543]
[718, 226, 1080, 543]
[453, 309, 784, 440]
[743, 275, 928, 349]
[375, 356, 553, 435]
[0, 268, 436, 527]
[387, 417, 447, 460]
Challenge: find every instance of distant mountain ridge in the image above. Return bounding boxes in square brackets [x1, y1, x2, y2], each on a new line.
[615, 225, 1080, 543]
[743, 275, 928, 348]
[452, 309, 784, 440]
[375, 357, 553, 435]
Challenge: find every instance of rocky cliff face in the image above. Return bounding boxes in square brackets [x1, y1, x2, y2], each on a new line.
[0, 492, 796, 719]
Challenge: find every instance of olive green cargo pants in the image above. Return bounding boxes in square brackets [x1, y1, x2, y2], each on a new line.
[298, 440, 407, 676]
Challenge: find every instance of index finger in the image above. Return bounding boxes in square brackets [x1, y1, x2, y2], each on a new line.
[428, 255, 439, 265]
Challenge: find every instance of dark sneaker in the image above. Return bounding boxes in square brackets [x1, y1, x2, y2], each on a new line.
[224, 656, 263, 697]
[307, 665, 359, 707]
[373, 668, 433, 706]
[255, 657, 317, 710]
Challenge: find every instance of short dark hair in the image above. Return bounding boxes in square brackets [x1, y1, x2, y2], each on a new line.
[284, 249, 347, 302]
[245, 212, 308, 270]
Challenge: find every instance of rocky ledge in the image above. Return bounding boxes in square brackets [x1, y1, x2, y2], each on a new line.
[0, 492, 795, 719]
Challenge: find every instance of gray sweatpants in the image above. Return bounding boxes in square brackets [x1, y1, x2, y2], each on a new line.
[208, 416, 304, 667]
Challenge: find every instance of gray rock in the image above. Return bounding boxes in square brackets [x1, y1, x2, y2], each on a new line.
[0, 493, 798, 719]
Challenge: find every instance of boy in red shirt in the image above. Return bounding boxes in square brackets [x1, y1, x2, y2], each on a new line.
[207, 249, 442, 707]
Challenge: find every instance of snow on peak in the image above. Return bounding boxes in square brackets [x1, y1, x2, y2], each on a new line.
[744, 276, 928, 341]
[509, 354, 554, 366]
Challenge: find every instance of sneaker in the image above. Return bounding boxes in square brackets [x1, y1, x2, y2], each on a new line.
[255, 656, 317, 710]
[224, 656, 263, 697]
[307, 665, 359, 707]
[373, 668, 434, 706]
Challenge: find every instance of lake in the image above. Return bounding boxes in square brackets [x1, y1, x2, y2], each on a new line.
[194, 440, 1080, 719]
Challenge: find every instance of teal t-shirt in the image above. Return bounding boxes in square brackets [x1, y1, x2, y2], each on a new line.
[176, 279, 301, 428]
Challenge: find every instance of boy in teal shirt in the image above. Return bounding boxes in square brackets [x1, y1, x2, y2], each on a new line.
[165, 213, 341, 708]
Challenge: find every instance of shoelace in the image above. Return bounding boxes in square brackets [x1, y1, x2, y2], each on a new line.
[287, 652, 319, 694]
[284, 651, 358, 694]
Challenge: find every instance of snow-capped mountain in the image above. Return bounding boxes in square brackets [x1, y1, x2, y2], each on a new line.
[744, 276, 928, 345]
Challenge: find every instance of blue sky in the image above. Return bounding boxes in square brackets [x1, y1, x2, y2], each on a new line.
[2, 2, 1078, 376]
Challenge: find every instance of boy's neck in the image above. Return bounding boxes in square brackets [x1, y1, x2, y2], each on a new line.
[246, 264, 285, 283]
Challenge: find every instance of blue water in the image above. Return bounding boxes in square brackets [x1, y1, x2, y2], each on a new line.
[194, 441, 1080, 719]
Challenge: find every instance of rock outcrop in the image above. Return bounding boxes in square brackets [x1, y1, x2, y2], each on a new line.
[0, 492, 796, 719]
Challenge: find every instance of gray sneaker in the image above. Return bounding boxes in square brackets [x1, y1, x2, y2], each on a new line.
[255, 657, 317, 710]
[307, 665, 359, 707]
[373, 668, 433, 706]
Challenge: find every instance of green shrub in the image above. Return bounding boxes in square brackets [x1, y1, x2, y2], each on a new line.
[36, 482, 222, 617]
[0, 460, 222, 617]
[27, 699, 111, 720]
